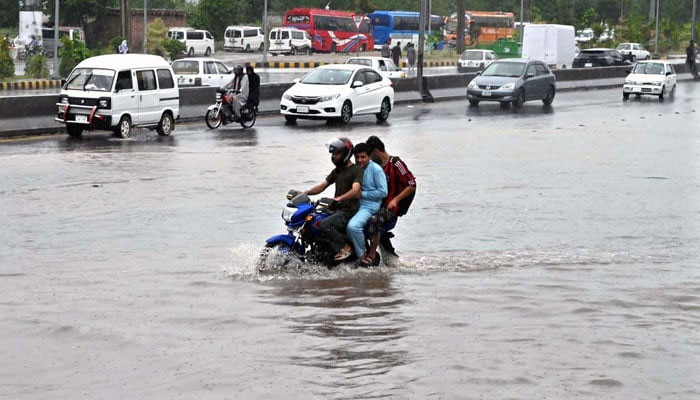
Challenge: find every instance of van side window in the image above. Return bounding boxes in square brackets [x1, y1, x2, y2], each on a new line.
[171, 31, 184, 40]
[281, 31, 289, 40]
[245, 29, 257, 37]
[116, 70, 133, 91]
[157, 69, 174, 89]
[188, 31, 204, 40]
[292, 31, 303, 40]
[136, 70, 157, 91]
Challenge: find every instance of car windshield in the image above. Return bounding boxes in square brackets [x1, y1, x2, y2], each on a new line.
[482, 62, 525, 77]
[300, 68, 353, 85]
[460, 51, 483, 60]
[633, 63, 665, 75]
[172, 60, 199, 74]
[346, 58, 372, 67]
[65, 68, 115, 92]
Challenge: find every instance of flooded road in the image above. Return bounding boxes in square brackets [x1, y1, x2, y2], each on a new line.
[2, 86, 699, 399]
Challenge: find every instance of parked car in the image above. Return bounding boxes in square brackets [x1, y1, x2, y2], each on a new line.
[171, 58, 232, 87]
[224, 26, 265, 52]
[55, 54, 179, 139]
[466, 58, 556, 109]
[345, 56, 406, 79]
[575, 28, 594, 43]
[280, 64, 394, 124]
[572, 48, 630, 67]
[167, 28, 215, 57]
[616, 43, 650, 61]
[623, 60, 677, 100]
[269, 27, 312, 55]
[458, 49, 497, 73]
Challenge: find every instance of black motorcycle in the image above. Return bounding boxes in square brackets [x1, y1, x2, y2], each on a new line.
[205, 88, 256, 129]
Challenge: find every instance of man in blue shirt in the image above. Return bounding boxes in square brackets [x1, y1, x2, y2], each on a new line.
[346, 142, 387, 265]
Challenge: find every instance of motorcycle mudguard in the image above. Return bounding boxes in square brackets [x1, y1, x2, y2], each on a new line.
[207, 104, 219, 112]
[265, 234, 296, 248]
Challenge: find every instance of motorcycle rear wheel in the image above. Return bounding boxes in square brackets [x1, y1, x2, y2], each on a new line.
[205, 108, 222, 129]
[240, 109, 256, 128]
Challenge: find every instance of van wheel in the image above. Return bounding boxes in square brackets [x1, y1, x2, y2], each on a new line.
[205, 47, 211, 56]
[360, 44, 366, 52]
[66, 124, 83, 138]
[291, 47, 297, 55]
[188, 47, 194, 57]
[157, 112, 174, 136]
[306, 47, 312, 55]
[259, 43, 264, 52]
[114, 115, 132, 138]
[245, 44, 251, 52]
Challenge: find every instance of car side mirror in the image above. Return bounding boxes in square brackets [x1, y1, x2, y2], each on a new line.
[351, 80, 364, 88]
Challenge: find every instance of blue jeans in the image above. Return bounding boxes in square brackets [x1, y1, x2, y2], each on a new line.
[347, 207, 375, 258]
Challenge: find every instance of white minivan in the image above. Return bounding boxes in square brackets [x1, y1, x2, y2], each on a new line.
[56, 54, 180, 139]
[269, 27, 312, 55]
[168, 28, 215, 57]
[224, 26, 265, 52]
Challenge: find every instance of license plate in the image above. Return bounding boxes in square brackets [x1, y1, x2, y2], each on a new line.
[75, 115, 88, 123]
[297, 105, 309, 113]
[633, 87, 641, 93]
[482, 90, 491, 97]
[585, 62, 593, 67]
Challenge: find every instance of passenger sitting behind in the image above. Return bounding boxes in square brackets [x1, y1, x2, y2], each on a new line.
[346, 142, 387, 266]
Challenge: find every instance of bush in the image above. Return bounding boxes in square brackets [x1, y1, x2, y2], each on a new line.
[164, 38, 186, 60]
[146, 18, 168, 57]
[0, 36, 14, 79]
[26, 54, 49, 79]
[109, 36, 126, 53]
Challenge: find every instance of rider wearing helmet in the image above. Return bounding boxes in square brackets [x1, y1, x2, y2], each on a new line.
[223, 64, 249, 118]
[303, 138, 364, 261]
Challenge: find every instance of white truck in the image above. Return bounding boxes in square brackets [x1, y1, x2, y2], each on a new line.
[522, 24, 576, 69]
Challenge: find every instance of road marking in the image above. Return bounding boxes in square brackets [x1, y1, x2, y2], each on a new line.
[0, 135, 55, 143]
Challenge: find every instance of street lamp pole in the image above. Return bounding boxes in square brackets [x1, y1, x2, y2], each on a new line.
[520, 0, 525, 48]
[143, 0, 147, 52]
[692, 0, 697, 41]
[262, 0, 268, 66]
[53, 0, 59, 77]
[654, 0, 660, 56]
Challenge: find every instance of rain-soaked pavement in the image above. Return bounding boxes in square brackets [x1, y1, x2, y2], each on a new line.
[1, 85, 699, 399]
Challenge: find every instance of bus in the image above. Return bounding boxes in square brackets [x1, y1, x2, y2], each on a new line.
[283, 8, 373, 53]
[445, 11, 515, 46]
[368, 11, 445, 50]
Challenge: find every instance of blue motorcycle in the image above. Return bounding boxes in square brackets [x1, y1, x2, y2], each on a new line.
[258, 190, 380, 272]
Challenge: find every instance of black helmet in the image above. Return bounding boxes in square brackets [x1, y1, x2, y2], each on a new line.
[233, 64, 244, 74]
[327, 137, 353, 168]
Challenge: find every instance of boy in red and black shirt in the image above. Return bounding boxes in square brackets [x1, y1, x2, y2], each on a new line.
[362, 136, 416, 265]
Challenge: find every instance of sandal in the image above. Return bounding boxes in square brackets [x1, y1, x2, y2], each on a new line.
[359, 254, 377, 267]
[333, 247, 352, 261]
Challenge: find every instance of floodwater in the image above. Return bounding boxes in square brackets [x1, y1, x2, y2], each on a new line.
[1, 86, 699, 399]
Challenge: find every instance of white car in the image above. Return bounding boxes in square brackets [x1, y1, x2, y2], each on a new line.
[576, 28, 594, 43]
[458, 49, 497, 73]
[280, 64, 394, 124]
[168, 28, 215, 57]
[623, 60, 677, 100]
[616, 43, 650, 61]
[171, 58, 232, 87]
[345, 56, 405, 79]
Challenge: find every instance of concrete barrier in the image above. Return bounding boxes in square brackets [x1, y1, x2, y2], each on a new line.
[0, 79, 65, 91]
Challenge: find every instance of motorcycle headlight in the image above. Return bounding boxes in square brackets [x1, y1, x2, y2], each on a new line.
[501, 83, 515, 90]
[319, 94, 340, 102]
[283, 94, 292, 101]
[467, 80, 477, 88]
[281, 206, 297, 222]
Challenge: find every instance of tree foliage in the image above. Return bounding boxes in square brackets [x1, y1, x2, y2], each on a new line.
[26, 54, 49, 78]
[0, 36, 14, 79]
[145, 18, 168, 57]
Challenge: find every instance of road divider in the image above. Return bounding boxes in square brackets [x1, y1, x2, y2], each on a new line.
[0, 79, 65, 91]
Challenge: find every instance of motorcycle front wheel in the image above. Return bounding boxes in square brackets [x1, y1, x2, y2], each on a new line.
[257, 243, 303, 273]
[205, 108, 222, 129]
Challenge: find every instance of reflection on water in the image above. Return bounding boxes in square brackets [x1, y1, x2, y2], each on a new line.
[260, 273, 412, 398]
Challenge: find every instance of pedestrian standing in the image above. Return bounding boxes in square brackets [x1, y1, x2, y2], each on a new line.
[381, 38, 391, 59]
[118, 40, 129, 54]
[407, 43, 416, 76]
[391, 41, 402, 67]
[686, 40, 698, 79]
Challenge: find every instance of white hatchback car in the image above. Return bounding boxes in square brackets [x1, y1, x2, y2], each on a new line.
[623, 60, 677, 100]
[280, 64, 394, 124]
[171, 58, 232, 87]
[345, 56, 406, 79]
[458, 49, 497, 73]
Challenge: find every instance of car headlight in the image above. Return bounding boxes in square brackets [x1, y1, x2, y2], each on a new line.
[98, 98, 111, 109]
[501, 83, 515, 90]
[283, 94, 292, 101]
[467, 80, 477, 88]
[320, 94, 340, 102]
[651, 81, 662, 86]
[281, 206, 296, 222]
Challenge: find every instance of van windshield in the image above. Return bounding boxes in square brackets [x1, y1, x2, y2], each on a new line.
[65, 68, 115, 92]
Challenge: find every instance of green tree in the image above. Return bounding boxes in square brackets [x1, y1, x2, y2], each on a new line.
[43, 0, 118, 28]
[58, 36, 92, 78]
[0, 36, 14, 79]
[26, 54, 49, 79]
[0, 0, 20, 29]
[188, 0, 239, 39]
[145, 18, 168, 57]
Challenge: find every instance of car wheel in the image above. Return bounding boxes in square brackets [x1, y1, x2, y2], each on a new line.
[659, 86, 665, 100]
[511, 89, 525, 110]
[340, 101, 352, 124]
[669, 84, 676, 98]
[188, 47, 194, 57]
[66, 124, 83, 138]
[623, 92, 630, 100]
[542, 86, 555, 105]
[157, 112, 174, 136]
[635, 93, 642, 99]
[468, 99, 479, 106]
[375, 98, 391, 121]
[284, 115, 297, 123]
[114, 115, 132, 138]
[205, 47, 211, 56]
